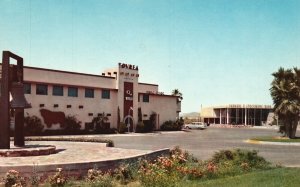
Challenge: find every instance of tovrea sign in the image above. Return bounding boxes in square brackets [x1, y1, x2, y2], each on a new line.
[118, 63, 138, 70]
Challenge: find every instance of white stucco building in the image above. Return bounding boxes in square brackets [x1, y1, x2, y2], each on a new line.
[21, 63, 181, 131]
[200, 104, 273, 126]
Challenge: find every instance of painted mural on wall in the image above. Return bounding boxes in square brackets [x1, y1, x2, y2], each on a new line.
[40, 109, 65, 127]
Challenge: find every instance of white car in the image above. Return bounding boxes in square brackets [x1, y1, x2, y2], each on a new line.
[184, 122, 207, 130]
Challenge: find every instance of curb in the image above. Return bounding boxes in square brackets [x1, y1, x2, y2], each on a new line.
[245, 139, 300, 146]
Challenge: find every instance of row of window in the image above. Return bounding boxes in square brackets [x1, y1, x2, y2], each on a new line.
[24, 83, 150, 102]
[24, 83, 110, 99]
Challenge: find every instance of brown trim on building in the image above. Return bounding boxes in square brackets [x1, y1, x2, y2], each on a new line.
[23, 66, 115, 79]
[138, 82, 158, 86]
[138, 92, 179, 98]
[24, 80, 118, 92]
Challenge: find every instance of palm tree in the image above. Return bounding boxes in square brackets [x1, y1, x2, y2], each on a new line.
[172, 89, 183, 101]
[270, 67, 300, 138]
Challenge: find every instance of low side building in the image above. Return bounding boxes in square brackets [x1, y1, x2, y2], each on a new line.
[200, 104, 272, 126]
[15, 63, 181, 131]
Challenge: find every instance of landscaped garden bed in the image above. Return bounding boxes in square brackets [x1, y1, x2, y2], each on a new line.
[1, 147, 292, 187]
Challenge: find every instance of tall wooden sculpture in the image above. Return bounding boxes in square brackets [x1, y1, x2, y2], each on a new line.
[0, 51, 31, 149]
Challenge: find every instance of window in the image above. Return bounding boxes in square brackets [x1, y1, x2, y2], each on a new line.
[53, 85, 63, 96]
[24, 83, 31, 94]
[102, 89, 110, 99]
[85, 88, 94, 98]
[143, 94, 149, 102]
[36, 84, 48, 95]
[68, 87, 78, 97]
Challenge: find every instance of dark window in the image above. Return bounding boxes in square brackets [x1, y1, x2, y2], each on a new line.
[39, 104, 45, 108]
[79, 105, 84, 109]
[68, 87, 78, 97]
[85, 88, 94, 98]
[24, 83, 31, 94]
[67, 105, 72, 108]
[53, 104, 59, 108]
[36, 84, 48, 95]
[143, 94, 149, 102]
[102, 89, 110, 99]
[88, 113, 93, 116]
[53, 85, 63, 96]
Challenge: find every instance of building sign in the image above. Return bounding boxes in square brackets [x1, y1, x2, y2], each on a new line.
[119, 63, 138, 70]
[228, 104, 272, 109]
[124, 82, 134, 132]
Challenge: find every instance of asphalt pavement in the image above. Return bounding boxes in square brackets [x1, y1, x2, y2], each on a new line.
[95, 127, 300, 167]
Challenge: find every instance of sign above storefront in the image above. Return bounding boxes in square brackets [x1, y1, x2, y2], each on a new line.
[119, 63, 138, 70]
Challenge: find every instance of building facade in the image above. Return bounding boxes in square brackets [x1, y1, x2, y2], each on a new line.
[19, 63, 181, 131]
[200, 104, 273, 126]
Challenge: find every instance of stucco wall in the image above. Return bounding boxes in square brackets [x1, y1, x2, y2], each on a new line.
[24, 67, 116, 89]
[138, 94, 179, 129]
[138, 83, 158, 93]
[24, 84, 118, 129]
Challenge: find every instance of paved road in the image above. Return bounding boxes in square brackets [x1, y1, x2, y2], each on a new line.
[99, 127, 300, 167]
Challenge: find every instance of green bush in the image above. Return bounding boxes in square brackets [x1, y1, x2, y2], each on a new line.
[135, 121, 145, 133]
[114, 163, 137, 185]
[48, 168, 67, 187]
[160, 118, 183, 131]
[3, 169, 26, 187]
[209, 149, 271, 177]
[61, 115, 81, 134]
[24, 115, 44, 136]
[118, 122, 127, 133]
[86, 169, 114, 187]
[91, 114, 116, 134]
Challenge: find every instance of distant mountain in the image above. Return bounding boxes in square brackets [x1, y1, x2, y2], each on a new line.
[180, 112, 200, 119]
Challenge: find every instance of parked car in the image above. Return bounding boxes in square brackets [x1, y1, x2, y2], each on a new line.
[184, 122, 207, 130]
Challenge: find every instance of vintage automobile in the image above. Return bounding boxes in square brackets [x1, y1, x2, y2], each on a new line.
[183, 122, 207, 130]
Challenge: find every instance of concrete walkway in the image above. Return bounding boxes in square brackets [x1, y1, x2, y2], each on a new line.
[0, 141, 169, 177]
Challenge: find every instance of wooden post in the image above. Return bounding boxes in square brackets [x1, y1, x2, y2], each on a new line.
[0, 51, 11, 149]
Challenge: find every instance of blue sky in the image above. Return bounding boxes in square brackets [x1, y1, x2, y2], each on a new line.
[1, 0, 299, 113]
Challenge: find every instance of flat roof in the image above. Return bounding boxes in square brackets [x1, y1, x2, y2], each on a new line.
[210, 104, 272, 109]
[24, 66, 116, 79]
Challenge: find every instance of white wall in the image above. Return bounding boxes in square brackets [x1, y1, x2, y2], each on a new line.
[24, 67, 116, 89]
[24, 84, 118, 129]
[138, 83, 158, 93]
[138, 94, 179, 129]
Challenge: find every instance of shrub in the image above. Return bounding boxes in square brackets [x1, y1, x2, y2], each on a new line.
[86, 169, 114, 187]
[209, 149, 271, 177]
[160, 119, 183, 131]
[118, 122, 127, 133]
[135, 121, 145, 133]
[3, 169, 26, 187]
[48, 168, 67, 187]
[61, 115, 81, 134]
[114, 163, 137, 185]
[137, 147, 201, 186]
[92, 115, 116, 134]
[24, 115, 44, 136]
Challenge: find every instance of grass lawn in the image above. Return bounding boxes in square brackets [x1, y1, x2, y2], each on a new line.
[251, 136, 300, 142]
[181, 168, 300, 187]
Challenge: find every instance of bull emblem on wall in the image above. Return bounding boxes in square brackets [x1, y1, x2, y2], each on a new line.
[40, 109, 66, 128]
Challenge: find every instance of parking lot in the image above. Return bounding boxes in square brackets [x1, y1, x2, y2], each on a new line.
[101, 127, 300, 167]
